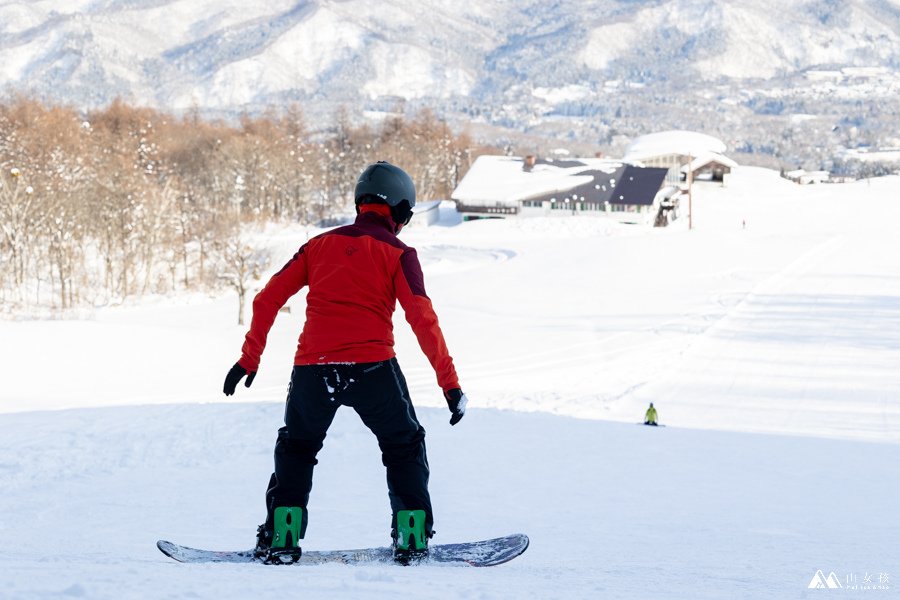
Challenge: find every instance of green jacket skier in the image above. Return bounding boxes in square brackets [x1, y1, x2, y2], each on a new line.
[644, 403, 658, 426]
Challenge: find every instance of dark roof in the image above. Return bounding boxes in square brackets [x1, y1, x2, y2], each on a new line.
[534, 157, 589, 169]
[519, 164, 668, 206]
[606, 165, 668, 205]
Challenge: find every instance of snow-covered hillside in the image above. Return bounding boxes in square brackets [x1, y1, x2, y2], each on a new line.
[2, 0, 899, 112]
[5, 1, 900, 168]
[0, 167, 898, 598]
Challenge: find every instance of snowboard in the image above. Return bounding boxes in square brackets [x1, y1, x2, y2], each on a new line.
[157, 533, 528, 567]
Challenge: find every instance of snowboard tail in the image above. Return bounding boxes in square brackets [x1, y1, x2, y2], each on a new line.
[157, 533, 528, 567]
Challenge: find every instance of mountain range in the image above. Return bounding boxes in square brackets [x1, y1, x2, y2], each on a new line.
[2, 0, 900, 166]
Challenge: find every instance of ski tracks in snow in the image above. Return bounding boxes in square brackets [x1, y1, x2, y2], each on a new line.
[633, 233, 900, 442]
[417, 245, 516, 276]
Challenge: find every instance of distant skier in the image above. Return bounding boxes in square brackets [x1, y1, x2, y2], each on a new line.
[644, 403, 659, 426]
[223, 161, 468, 564]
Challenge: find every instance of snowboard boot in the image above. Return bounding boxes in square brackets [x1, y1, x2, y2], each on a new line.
[255, 506, 305, 565]
[392, 509, 429, 565]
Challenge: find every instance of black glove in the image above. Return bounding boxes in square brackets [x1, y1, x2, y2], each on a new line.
[223, 362, 256, 396]
[444, 388, 468, 426]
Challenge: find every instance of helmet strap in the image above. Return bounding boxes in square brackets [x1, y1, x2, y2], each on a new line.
[390, 201, 413, 228]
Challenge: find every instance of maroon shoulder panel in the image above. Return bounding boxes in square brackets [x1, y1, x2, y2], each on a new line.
[399, 248, 429, 298]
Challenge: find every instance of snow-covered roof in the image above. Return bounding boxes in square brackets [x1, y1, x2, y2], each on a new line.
[624, 130, 727, 161]
[452, 155, 668, 208]
[680, 152, 739, 173]
[452, 155, 621, 206]
[785, 169, 828, 178]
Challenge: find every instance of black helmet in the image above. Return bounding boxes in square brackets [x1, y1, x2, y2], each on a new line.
[355, 161, 416, 226]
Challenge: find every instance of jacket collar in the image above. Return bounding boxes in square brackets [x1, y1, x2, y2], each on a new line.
[357, 204, 398, 233]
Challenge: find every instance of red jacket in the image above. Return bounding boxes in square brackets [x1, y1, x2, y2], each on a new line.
[238, 204, 460, 393]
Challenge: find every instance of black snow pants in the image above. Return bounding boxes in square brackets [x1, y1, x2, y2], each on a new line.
[264, 358, 433, 538]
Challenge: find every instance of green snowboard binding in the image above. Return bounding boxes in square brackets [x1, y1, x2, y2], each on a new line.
[256, 506, 305, 565]
[393, 509, 429, 565]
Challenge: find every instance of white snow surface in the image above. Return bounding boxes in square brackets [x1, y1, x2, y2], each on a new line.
[1, 167, 899, 598]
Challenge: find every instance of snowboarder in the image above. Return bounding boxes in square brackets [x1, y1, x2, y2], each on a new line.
[644, 403, 658, 426]
[223, 161, 468, 564]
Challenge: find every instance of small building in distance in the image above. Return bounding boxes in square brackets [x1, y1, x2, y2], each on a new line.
[451, 155, 671, 225]
[682, 153, 738, 182]
[624, 130, 736, 186]
[783, 169, 830, 185]
[408, 199, 442, 227]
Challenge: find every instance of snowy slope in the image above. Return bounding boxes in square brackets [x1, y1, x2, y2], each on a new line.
[0, 405, 895, 599]
[1, 168, 899, 598]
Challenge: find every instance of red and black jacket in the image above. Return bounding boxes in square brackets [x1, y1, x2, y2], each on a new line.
[238, 204, 459, 393]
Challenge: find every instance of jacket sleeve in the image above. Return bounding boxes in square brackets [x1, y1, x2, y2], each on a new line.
[394, 248, 460, 393]
[238, 245, 309, 372]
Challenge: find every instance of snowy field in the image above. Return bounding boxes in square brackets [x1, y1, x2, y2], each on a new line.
[1, 167, 898, 598]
